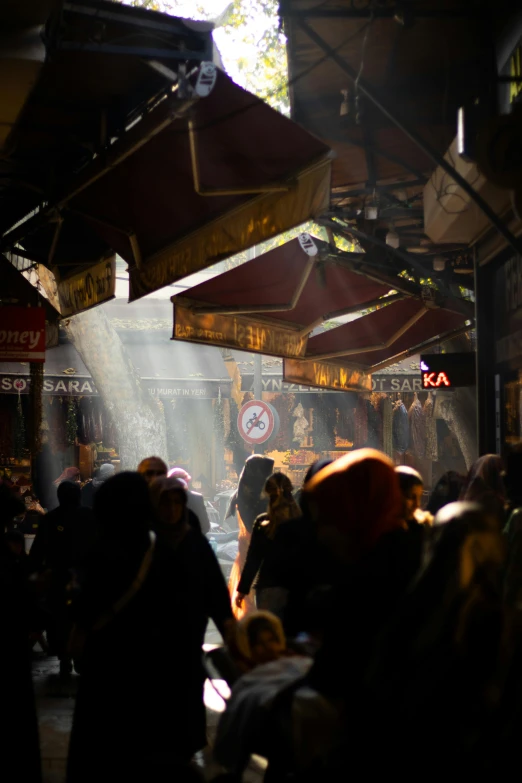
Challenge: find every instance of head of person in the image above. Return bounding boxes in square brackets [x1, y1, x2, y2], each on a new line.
[236, 611, 286, 666]
[462, 454, 505, 502]
[419, 502, 505, 609]
[54, 467, 80, 486]
[426, 471, 466, 516]
[150, 476, 188, 527]
[57, 480, 81, 509]
[93, 463, 115, 487]
[237, 455, 275, 532]
[263, 473, 301, 536]
[396, 466, 424, 523]
[137, 456, 168, 485]
[94, 472, 152, 550]
[167, 467, 191, 488]
[301, 449, 404, 563]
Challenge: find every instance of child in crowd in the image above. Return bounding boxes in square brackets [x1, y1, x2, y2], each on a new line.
[396, 466, 433, 527]
[233, 611, 287, 672]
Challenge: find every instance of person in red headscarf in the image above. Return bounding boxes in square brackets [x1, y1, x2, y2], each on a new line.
[301, 449, 424, 698]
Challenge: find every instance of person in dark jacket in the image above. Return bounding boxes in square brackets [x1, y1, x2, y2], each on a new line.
[0, 484, 42, 782]
[81, 463, 115, 508]
[168, 467, 210, 535]
[47, 466, 81, 511]
[29, 481, 96, 675]
[236, 473, 301, 619]
[67, 473, 233, 783]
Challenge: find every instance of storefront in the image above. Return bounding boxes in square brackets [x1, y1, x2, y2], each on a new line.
[234, 353, 468, 490]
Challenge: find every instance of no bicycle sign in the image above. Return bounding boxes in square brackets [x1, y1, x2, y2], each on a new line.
[237, 400, 279, 445]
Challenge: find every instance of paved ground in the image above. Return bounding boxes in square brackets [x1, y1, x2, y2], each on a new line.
[34, 627, 265, 783]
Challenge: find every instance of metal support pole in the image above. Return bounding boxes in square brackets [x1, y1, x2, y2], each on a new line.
[253, 353, 263, 454]
[298, 20, 522, 256]
[474, 252, 497, 454]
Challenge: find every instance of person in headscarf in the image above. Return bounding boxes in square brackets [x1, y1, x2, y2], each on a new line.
[236, 473, 301, 619]
[303, 450, 423, 699]
[29, 481, 96, 675]
[366, 501, 507, 780]
[226, 455, 274, 619]
[168, 467, 210, 535]
[461, 454, 506, 525]
[81, 463, 115, 509]
[426, 469, 466, 515]
[395, 466, 432, 528]
[67, 472, 233, 783]
[47, 466, 81, 511]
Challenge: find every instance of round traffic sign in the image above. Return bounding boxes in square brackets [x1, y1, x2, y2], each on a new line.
[237, 400, 278, 445]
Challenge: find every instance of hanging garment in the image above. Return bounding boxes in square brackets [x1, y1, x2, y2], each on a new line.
[424, 393, 438, 461]
[408, 395, 426, 457]
[393, 402, 409, 454]
[366, 399, 382, 449]
[354, 397, 369, 448]
[381, 397, 393, 458]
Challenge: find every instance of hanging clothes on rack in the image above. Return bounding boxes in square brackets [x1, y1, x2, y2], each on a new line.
[366, 398, 382, 449]
[354, 396, 368, 448]
[424, 392, 438, 461]
[408, 392, 426, 457]
[381, 396, 393, 458]
[393, 398, 409, 454]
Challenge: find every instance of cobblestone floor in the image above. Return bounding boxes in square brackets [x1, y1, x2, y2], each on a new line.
[35, 626, 265, 783]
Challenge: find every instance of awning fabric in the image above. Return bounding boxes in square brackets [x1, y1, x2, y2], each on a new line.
[302, 297, 470, 371]
[11, 68, 331, 301]
[171, 235, 397, 358]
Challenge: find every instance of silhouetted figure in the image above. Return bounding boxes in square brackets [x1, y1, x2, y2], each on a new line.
[0, 484, 42, 782]
[81, 463, 115, 508]
[67, 472, 232, 783]
[168, 467, 210, 535]
[30, 481, 96, 675]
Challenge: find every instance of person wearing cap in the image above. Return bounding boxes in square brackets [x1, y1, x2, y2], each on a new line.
[81, 463, 115, 509]
[168, 467, 210, 535]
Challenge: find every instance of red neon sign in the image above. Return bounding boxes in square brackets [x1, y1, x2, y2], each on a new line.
[423, 371, 451, 388]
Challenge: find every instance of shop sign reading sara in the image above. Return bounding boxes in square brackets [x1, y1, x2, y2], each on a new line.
[58, 257, 116, 317]
[0, 307, 46, 363]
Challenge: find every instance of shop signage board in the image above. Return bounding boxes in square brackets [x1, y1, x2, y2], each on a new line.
[237, 400, 278, 445]
[420, 353, 476, 388]
[58, 257, 116, 317]
[242, 373, 422, 394]
[283, 358, 372, 393]
[0, 375, 230, 399]
[173, 305, 307, 358]
[0, 306, 46, 362]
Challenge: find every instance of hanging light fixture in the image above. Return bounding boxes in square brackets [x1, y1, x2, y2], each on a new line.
[364, 193, 379, 220]
[433, 255, 446, 272]
[386, 227, 400, 249]
[340, 88, 350, 117]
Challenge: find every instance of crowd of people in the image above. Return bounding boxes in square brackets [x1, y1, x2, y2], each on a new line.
[1, 446, 522, 781]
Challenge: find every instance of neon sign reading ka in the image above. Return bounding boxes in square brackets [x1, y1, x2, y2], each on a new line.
[423, 371, 451, 388]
